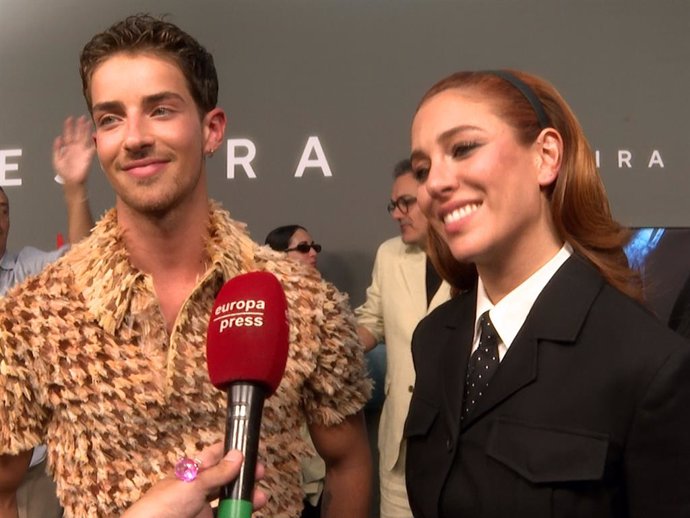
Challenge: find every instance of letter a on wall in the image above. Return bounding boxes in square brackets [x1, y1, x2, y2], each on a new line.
[295, 136, 333, 177]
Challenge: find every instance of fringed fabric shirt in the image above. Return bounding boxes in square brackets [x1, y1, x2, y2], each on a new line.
[0, 204, 371, 518]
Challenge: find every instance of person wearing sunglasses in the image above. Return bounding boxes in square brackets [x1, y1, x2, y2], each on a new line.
[264, 224, 327, 518]
[355, 159, 452, 518]
[265, 225, 322, 269]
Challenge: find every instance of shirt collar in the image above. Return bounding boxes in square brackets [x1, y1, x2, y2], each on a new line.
[475, 243, 573, 347]
[70, 201, 256, 334]
[0, 251, 16, 270]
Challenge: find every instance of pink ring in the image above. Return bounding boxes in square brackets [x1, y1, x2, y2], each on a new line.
[175, 457, 201, 482]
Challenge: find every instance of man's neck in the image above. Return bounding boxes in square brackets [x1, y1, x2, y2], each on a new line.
[118, 202, 209, 276]
[116, 196, 212, 333]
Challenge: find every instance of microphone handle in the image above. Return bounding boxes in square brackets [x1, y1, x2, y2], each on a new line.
[217, 382, 267, 518]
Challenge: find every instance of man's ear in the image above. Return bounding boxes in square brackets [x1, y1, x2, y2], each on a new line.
[203, 108, 227, 156]
[535, 128, 563, 187]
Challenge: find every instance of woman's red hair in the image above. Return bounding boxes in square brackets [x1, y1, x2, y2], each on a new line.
[418, 70, 642, 301]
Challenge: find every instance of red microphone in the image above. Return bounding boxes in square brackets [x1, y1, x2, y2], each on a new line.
[207, 271, 289, 518]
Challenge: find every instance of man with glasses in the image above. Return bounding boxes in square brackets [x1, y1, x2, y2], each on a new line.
[355, 159, 451, 518]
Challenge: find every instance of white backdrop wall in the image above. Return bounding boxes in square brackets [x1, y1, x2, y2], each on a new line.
[1, 0, 688, 304]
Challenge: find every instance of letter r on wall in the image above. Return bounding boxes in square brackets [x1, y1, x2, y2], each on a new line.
[226, 139, 257, 179]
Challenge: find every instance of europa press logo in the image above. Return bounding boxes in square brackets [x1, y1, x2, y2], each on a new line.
[213, 298, 265, 331]
[206, 272, 290, 392]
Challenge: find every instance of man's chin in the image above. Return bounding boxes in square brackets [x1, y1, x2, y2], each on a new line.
[401, 235, 418, 246]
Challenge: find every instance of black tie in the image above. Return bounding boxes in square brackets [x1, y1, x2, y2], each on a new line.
[462, 311, 500, 421]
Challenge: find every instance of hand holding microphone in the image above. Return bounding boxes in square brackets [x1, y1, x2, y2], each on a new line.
[121, 444, 268, 518]
[206, 271, 290, 518]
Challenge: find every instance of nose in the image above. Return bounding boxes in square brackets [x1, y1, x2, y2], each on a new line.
[390, 205, 405, 221]
[425, 160, 457, 200]
[123, 115, 154, 152]
[308, 250, 318, 267]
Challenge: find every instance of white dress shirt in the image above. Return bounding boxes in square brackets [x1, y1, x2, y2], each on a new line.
[473, 243, 573, 359]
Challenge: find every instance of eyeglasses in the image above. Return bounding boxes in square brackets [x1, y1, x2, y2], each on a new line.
[387, 196, 417, 215]
[285, 242, 322, 254]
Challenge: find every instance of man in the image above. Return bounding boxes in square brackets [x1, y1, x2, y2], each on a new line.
[0, 185, 72, 294]
[0, 15, 371, 518]
[1, 115, 95, 518]
[355, 160, 451, 518]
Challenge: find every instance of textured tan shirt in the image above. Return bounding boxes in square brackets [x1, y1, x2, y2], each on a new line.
[0, 204, 371, 518]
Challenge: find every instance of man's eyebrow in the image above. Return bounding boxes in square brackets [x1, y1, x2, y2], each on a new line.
[91, 92, 186, 113]
[91, 100, 123, 114]
[142, 91, 186, 107]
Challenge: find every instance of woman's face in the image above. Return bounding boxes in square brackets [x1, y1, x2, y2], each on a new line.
[286, 228, 319, 268]
[411, 87, 559, 277]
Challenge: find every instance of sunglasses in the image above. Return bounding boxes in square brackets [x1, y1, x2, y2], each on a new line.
[286, 242, 322, 254]
[387, 195, 417, 215]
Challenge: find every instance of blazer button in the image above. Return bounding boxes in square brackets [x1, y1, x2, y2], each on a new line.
[446, 438, 453, 451]
[408, 385, 414, 393]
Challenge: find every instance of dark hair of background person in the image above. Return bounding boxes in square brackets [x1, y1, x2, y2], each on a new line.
[265, 225, 307, 252]
[392, 158, 413, 179]
[79, 14, 219, 115]
[416, 70, 642, 302]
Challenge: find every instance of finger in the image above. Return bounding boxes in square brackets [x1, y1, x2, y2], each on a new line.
[255, 461, 265, 482]
[52, 136, 66, 172]
[252, 488, 269, 511]
[195, 442, 225, 468]
[196, 450, 243, 489]
[76, 115, 94, 143]
[251, 463, 267, 510]
[53, 135, 64, 156]
[62, 115, 75, 143]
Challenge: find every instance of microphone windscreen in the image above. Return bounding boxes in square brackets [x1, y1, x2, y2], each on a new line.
[206, 271, 289, 395]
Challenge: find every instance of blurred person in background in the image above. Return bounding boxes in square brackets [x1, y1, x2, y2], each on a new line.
[355, 159, 451, 518]
[1, 115, 95, 518]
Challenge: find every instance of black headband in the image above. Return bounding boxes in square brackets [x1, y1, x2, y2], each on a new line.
[487, 70, 550, 129]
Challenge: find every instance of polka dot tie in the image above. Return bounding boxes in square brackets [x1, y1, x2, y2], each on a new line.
[462, 311, 499, 421]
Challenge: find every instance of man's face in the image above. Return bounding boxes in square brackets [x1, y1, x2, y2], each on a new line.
[390, 172, 429, 247]
[89, 52, 225, 217]
[0, 190, 9, 257]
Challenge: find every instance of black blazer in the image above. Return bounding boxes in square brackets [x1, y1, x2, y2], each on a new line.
[405, 255, 690, 518]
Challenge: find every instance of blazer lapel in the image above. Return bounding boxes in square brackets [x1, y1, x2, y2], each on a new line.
[398, 245, 428, 317]
[429, 279, 452, 314]
[439, 289, 477, 441]
[462, 255, 605, 429]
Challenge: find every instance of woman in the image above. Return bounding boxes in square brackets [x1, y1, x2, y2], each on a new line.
[265, 225, 321, 269]
[404, 70, 690, 518]
[265, 224, 325, 518]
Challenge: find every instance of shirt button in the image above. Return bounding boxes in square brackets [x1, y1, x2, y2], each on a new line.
[408, 385, 414, 393]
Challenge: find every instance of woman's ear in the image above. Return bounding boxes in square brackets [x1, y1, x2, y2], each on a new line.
[535, 128, 563, 187]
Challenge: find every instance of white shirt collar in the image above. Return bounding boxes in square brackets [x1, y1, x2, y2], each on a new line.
[0, 251, 16, 270]
[474, 243, 573, 358]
